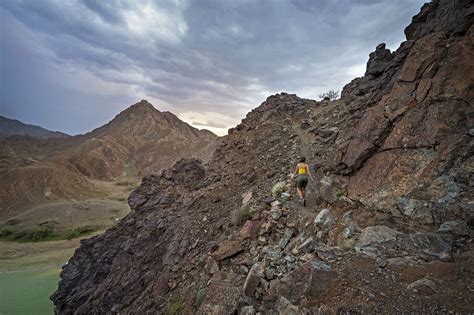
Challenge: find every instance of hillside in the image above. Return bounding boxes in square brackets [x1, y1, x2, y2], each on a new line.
[52, 0, 473, 313]
[0, 101, 217, 217]
[0, 116, 69, 139]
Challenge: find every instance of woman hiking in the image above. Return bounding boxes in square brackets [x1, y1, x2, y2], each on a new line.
[294, 156, 313, 207]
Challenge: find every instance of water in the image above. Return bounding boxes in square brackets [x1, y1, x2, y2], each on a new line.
[0, 266, 61, 315]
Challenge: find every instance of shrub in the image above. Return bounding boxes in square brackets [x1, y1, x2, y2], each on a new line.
[169, 301, 183, 315]
[7, 225, 58, 242]
[115, 180, 132, 186]
[0, 225, 95, 242]
[195, 288, 208, 308]
[0, 226, 14, 238]
[336, 189, 346, 199]
[191, 181, 201, 190]
[232, 204, 252, 226]
[115, 180, 139, 188]
[319, 90, 340, 101]
[271, 182, 287, 198]
[65, 225, 95, 240]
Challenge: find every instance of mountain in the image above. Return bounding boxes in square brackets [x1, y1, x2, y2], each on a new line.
[57, 100, 217, 180]
[0, 115, 69, 139]
[0, 101, 217, 216]
[52, 1, 474, 313]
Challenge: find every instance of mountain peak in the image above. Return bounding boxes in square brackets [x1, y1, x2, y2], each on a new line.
[125, 99, 158, 113]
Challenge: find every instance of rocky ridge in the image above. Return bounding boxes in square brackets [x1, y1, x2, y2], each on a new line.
[52, 1, 473, 313]
[0, 115, 70, 139]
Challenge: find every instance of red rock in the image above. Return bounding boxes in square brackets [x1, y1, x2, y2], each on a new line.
[211, 241, 244, 261]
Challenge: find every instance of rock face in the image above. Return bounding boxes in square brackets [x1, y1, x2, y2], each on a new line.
[329, 0, 473, 213]
[52, 1, 474, 313]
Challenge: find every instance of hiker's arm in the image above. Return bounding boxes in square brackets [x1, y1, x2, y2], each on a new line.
[307, 165, 314, 180]
[293, 166, 299, 179]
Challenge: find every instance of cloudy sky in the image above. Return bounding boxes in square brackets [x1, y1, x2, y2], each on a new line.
[0, 0, 425, 136]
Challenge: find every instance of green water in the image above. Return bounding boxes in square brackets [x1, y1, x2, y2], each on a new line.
[0, 266, 61, 315]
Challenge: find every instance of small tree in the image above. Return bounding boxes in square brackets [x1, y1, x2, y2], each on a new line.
[319, 90, 340, 101]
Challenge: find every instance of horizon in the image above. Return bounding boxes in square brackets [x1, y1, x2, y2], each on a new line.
[0, 0, 425, 136]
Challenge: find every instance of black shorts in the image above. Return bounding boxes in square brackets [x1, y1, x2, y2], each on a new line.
[296, 175, 308, 188]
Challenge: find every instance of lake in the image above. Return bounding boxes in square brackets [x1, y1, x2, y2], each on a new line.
[0, 266, 62, 315]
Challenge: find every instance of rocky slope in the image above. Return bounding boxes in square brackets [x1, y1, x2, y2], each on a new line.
[52, 1, 473, 313]
[0, 101, 217, 216]
[0, 115, 69, 139]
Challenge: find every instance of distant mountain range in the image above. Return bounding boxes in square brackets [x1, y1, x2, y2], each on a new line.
[0, 100, 218, 217]
[0, 115, 70, 139]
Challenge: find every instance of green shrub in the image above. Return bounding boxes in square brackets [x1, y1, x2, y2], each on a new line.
[65, 225, 95, 240]
[8, 225, 58, 242]
[232, 204, 252, 226]
[271, 181, 287, 198]
[195, 288, 208, 308]
[0, 225, 95, 242]
[169, 301, 183, 315]
[115, 180, 132, 186]
[191, 181, 201, 190]
[115, 180, 138, 188]
[0, 226, 14, 238]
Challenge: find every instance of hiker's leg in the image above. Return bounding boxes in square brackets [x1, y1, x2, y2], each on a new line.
[301, 187, 305, 199]
[297, 187, 303, 199]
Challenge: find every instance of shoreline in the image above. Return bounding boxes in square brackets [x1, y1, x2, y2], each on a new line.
[0, 232, 102, 272]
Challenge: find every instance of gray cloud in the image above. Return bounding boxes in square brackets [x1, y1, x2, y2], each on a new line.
[0, 0, 425, 136]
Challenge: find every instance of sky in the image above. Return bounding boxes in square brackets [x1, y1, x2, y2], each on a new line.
[0, 0, 426, 136]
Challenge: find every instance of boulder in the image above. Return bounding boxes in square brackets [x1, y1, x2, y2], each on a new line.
[396, 197, 434, 225]
[212, 241, 244, 261]
[407, 276, 441, 295]
[239, 220, 260, 239]
[314, 208, 333, 227]
[270, 209, 282, 220]
[240, 306, 256, 315]
[318, 176, 345, 204]
[271, 200, 282, 208]
[437, 220, 470, 236]
[356, 225, 453, 261]
[197, 272, 245, 314]
[264, 197, 275, 206]
[281, 192, 291, 201]
[277, 228, 294, 249]
[204, 257, 219, 275]
[356, 226, 402, 247]
[263, 259, 334, 307]
[297, 237, 316, 253]
[262, 245, 281, 261]
[242, 191, 253, 206]
[243, 263, 264, 296]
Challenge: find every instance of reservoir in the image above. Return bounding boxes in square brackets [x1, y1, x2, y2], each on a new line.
[0, 265, 62, 315]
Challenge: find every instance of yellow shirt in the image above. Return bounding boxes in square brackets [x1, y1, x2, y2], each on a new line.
[297, 164, 307, 175]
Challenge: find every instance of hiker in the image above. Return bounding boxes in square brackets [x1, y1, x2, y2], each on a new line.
[294, 156, 313, 206]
